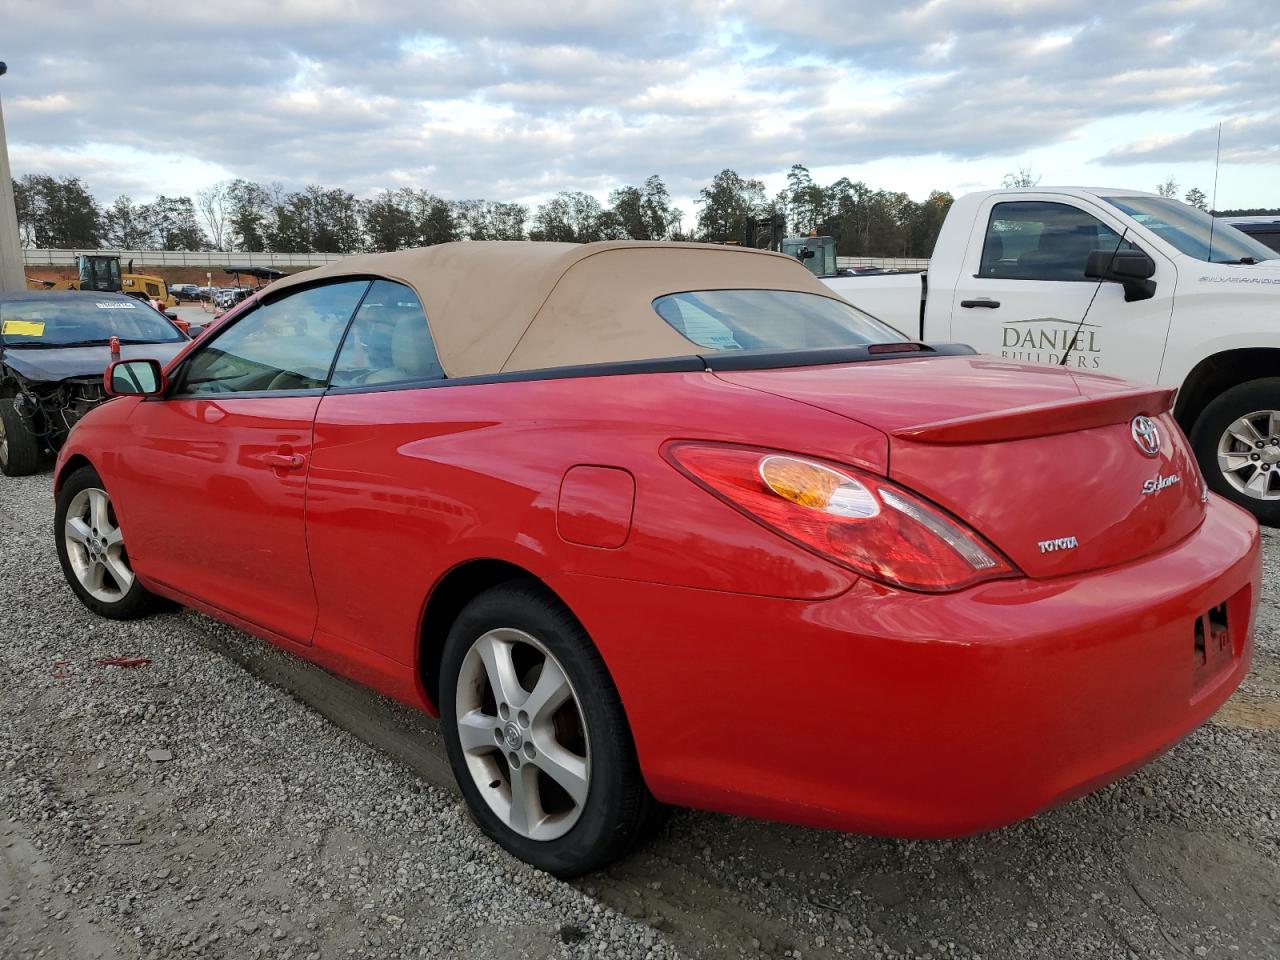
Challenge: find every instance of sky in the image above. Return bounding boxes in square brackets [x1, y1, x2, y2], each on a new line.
[1, 0, 1277, 230]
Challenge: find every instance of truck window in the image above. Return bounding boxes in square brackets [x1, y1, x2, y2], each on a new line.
[979, 201, 1135, 282]
[1253, 231, 1280, 255]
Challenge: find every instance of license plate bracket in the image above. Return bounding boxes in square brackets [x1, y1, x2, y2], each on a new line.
[1192, 600, 1234, 693]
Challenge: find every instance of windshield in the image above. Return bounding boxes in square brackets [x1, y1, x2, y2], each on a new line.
[653, 289, 907, 352]
[1102, 196, 1277, 264]
[0, 297, 185, 347]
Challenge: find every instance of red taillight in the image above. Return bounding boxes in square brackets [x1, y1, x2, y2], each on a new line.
[664, 442, 1018, 592]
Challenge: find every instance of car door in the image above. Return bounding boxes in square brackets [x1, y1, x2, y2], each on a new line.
[304, 280, 450, 665]
[112, 279, 370, 644]
[948, 197, 1175, 382]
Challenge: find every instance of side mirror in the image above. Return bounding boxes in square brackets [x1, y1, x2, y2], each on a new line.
[1085, 248, 1157, 302]
[105, 358, 166, 397]
[188, 324, 206, 338]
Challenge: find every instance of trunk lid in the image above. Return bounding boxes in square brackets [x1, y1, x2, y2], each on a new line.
[716, 355, 1206, 579]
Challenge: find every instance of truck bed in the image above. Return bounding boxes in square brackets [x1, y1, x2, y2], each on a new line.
[824, 273, 925, 339]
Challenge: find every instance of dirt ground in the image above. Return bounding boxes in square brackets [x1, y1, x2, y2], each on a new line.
[1, 468, 1277, 959]
[24, 266, 306, 288]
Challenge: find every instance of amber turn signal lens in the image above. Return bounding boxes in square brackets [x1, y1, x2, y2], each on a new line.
[758, 456, 879, 519]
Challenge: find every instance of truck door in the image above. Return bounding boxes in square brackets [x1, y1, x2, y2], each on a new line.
[948, 196, 1175, 383]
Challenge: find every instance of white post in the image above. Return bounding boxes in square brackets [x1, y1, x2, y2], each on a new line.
[0, 62, 25, 292]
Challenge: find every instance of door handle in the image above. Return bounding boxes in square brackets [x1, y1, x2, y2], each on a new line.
[263, 452, 305, 471]
[960, 298, 1001, 309]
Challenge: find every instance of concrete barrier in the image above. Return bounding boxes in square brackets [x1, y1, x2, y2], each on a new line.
[22, 249, 348, 269]
[836, 256, 930, 271]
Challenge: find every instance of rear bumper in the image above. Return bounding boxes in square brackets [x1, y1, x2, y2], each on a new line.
[550, 496, 1261, 837]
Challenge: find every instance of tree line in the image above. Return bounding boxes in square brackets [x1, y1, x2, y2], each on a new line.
[11, 165, 956, 259]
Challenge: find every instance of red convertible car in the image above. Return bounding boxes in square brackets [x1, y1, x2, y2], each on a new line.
[55, 241, 1260, 876]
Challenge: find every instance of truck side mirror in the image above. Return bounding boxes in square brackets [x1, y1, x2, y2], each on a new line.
[1085, 248, 1157, 302]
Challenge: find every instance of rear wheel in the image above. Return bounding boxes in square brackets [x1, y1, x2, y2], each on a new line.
[439, 582, 657, 876]
[0, 402, 42, 477]
[55, 465, 159, 618]
[1191, 377, 1280, 527]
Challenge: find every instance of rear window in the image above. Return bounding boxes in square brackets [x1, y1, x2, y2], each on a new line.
[653, 290, 906, 352]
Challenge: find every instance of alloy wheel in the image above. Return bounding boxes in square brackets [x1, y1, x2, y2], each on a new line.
[1217, 410, 1280, 502]
[63, 487, 136, 602]
[454, 627, 590, 841]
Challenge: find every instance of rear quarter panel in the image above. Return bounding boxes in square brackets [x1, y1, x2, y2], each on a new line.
[303, 371, 889, 671]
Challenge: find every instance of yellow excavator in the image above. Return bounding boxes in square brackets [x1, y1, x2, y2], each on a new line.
[28, 254, 178, 309]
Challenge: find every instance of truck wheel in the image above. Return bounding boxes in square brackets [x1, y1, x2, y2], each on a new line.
[0, 402, 42, 476]
[1190, 377, 1280, 527]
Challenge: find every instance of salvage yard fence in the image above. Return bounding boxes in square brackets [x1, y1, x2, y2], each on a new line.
[23, 248, 932, 272]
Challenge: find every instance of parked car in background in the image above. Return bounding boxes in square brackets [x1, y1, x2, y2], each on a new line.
[54, 241, 1259, 876]
[1222, 216, 1280, 256]
[0, 291, 194, 476]
[825, 188, 1280, 525]
[170, 283, 201, 302]
[212, 286, 253, 310]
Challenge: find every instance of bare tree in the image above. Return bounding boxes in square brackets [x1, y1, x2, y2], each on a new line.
[1156, 176, 1179, 199]
[1001, 166, 1041, 188]
[196, 181, 233, 250]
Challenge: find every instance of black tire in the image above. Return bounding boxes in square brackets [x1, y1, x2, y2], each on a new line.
[0, 401, 42, 477]
[54, 465, 159, 619]
[439, 582, 658, 877]
[1190, 377, 1280, 527]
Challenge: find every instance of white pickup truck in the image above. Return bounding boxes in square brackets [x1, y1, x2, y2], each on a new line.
[824, 187, 1280, 525]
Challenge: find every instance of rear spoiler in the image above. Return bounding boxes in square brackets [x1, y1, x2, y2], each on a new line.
[893, 386, 1177, 445]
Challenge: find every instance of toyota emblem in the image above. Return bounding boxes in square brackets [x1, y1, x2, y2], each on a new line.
[1131, 416, 1161, 457]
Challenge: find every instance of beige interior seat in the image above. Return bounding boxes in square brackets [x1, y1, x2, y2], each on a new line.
[363, 310, 442, 384]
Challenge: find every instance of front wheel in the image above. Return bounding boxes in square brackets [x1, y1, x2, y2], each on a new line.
[0, 402, 42, 477]
[1190, 377, 1280, 527]
[439, 582, 658, 876]
[55, 465, 159, 619]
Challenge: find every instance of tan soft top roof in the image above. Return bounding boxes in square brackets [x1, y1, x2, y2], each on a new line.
[266, 240, 850, 379]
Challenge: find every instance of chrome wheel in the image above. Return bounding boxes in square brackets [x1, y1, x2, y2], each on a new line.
[454, 628, 590, 841]
[63, 487, 135, 603]
[1217, 410, 1280, 502]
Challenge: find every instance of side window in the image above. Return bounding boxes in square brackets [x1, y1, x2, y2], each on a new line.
[1251, 230, 1280, 255]
[177, 280, 368, 395]
[980, 201, 1136, 281]
[330, 280, 443, 387]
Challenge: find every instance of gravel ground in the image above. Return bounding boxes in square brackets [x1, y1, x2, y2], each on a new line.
[1, 468, 1278, 960]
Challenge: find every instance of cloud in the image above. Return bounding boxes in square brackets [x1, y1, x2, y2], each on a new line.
[1098, 113, 1280, 165]
[0, 0, 1277, 209]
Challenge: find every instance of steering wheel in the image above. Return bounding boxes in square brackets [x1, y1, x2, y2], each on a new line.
[265, 366, 328, 391]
